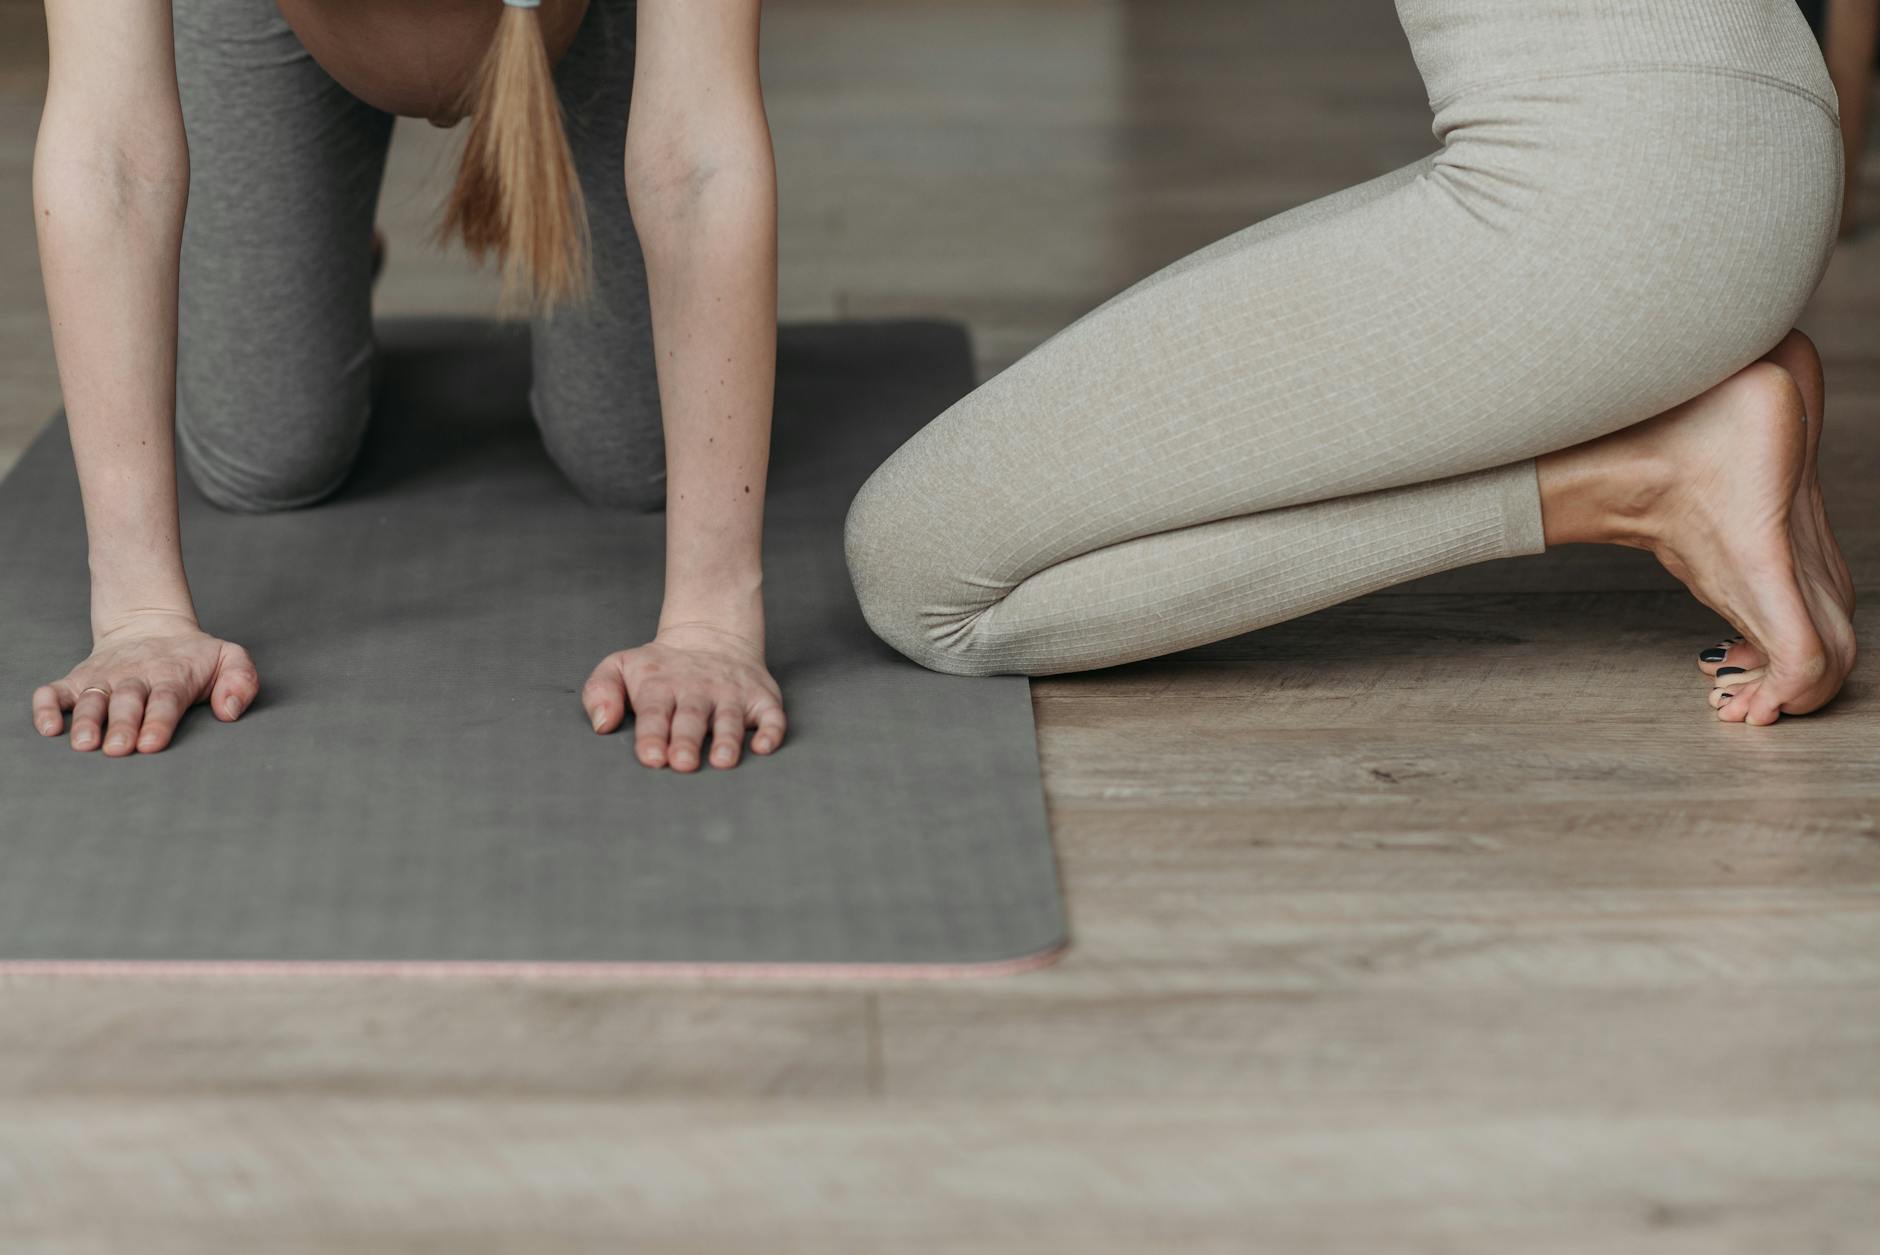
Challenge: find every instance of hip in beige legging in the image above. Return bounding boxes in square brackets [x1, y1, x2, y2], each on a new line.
[845, 0, 1858, 725]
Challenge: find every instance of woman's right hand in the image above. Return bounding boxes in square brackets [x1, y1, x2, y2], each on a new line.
[30, 610, 260, 756]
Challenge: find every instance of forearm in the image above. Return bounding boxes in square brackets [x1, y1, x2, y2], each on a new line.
[34, 100, 193, 635]
[629, 129, 778, 639]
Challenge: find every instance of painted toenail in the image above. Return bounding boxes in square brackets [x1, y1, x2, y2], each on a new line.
[1700, 648, 1728, 662]
[1715, 666, 1746, 676]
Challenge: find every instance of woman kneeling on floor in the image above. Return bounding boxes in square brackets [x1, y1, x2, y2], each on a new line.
[846, 0, 1858, 726]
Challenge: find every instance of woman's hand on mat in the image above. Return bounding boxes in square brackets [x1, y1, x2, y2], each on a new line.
[582, 623, 786, 772]
[30, 610, 260, 756]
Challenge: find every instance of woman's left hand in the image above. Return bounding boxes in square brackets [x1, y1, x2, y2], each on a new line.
[582, 623, 786, 771]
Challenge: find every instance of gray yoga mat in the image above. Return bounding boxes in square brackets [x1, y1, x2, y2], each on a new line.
[0, 320, 1064, 974]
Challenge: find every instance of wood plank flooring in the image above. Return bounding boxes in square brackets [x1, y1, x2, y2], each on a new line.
[1, 1, 1876, 1250]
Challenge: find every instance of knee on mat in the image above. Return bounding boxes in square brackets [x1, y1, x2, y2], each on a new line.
[179, 406, 362, 515]
[535, 400, 667, 513]
[556, 454, 667, 513]
[844, 469, 1003, 678]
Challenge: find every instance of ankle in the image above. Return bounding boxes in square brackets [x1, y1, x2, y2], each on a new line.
[1598, 451, 1678, 549]
[1537, 437, 1675, 549]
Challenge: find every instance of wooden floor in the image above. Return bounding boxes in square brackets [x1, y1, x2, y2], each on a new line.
[3, 2, 1878, 1250]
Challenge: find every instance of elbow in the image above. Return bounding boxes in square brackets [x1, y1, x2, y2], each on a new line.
[626, 141, 727, 221]
[623, 114, 774, 234]
[624, 152, 717, 231]
[35, 75, 189, 207]
[34, 127, 189, 228]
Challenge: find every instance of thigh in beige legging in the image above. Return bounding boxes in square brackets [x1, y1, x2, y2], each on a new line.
[845, 23, 1842, 677]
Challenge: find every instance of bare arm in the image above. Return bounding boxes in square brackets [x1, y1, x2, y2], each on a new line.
[37, 0, 190, 626]
[582, 0, 784, 772]
[29, 0, 257, 755]
[626, 0, 776, 635]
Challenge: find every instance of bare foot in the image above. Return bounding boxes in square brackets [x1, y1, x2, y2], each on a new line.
[1694, 331, 1857, 700]
[1537, 349, 1857, 724]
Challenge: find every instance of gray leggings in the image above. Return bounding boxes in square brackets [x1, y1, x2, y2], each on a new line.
[172, 0, 659, 513]
[845, 0, 1844, 676]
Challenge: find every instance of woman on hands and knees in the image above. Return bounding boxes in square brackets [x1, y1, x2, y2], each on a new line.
[30, 0, 784, 770]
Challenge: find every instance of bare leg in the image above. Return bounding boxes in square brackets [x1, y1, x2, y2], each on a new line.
[1536, 331, 1857, 724]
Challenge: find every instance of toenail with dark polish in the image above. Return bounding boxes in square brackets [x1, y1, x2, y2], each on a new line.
[1716, 667, 1746, 676]
[1700, 648, 1728, 662]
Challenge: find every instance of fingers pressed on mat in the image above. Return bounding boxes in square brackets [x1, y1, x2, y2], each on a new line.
[103, 683, 150, 757]
[31, 682, 72, 737]
[583, 663, 628, 735]
[68, 686, 110, 752]
[666, 702, 710, 773]
[631, 692, 676, 768]
[710, 707, 745, 769]
[138, 685, 189, 753]
[212, 646, 260, 721]
[750, 701, 787, 756]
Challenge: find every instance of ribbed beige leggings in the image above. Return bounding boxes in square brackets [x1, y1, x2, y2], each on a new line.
[844, 0, 1844, 676]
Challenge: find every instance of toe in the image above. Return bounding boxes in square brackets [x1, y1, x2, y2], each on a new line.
[1713, 682, 1751, 721]
[1712, 678, 1783, 725]
[1698, 636, 1767, 676]
[1742, 686, 1786, 725]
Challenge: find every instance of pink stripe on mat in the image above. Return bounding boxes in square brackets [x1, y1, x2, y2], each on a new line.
[0, 943, 1068, 982]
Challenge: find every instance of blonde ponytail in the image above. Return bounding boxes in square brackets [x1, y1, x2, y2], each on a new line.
[439, 0, 591, 313]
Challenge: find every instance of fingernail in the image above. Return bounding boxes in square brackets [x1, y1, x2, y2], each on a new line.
[226, 697, 242, 717]
[592, 711, 606, 732]
[1715, 667, 1746, 677]
[39, 719, 56, 734]
[1700, 648, 1728, 663]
